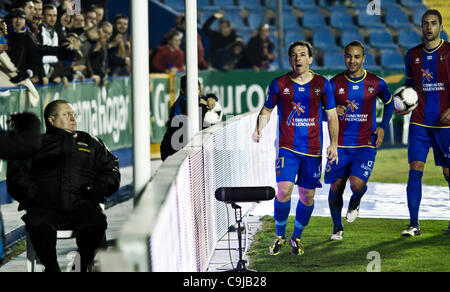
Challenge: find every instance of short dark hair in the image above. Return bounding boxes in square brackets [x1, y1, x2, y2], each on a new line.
[44, 100, 68, 128]
[288, 40, 313, 57]
[422, 9, 442, 25]
[114, 13, 129, 24]
[42, 3, 56, 14]
[344, 40, 365, 56]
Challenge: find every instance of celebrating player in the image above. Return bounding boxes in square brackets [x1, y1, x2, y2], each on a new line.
[325, 41, 394, 240]
[401, 9, 450, 236]
[253, 41, 339, 255]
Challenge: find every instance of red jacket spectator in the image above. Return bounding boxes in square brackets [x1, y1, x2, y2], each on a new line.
[152, 31, 185, 73]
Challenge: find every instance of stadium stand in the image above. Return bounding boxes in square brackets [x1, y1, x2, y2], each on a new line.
[330, 10, 358, 31]
[323, 52, 346, 70]
[398, 29, 422, 49]
[380, 50, 405, 70]
[292, 0, 320, 11]
[302, 11, 327, 30]
[385, 9, 413, 29]
[313, 29, 341, 52]
[369, 30, 397, 50]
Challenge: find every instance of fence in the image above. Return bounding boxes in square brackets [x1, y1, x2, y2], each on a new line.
[115, 110, 278, 272]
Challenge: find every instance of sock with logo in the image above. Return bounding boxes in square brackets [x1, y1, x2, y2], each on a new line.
[274, 198, 291, 238]
[292, 201, 314, 239]
[407, 170, 423, 227]
[328, 190, 344, 231]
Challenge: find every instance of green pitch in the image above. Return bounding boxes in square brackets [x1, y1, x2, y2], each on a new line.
[248, 216, 450, 272]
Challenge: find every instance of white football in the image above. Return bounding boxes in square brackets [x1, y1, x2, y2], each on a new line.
[203, 102, 223, 125]
[393, 86, 419, 114]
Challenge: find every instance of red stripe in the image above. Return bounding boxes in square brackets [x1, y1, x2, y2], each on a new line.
[307, 76, 322, 155]
[437, 43, 450, 127]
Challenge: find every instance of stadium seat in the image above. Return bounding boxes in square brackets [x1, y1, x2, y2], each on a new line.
[380, 50, 405, 70]
[198, 0, 216, 10]
[364, 52, 381, 71]
[385, 9, 412, 29]
[398, 29, 421, 49]
[226, 11, 247, 28]
[340, 30, 365, 47]
[292, 0, 319, 11]
[412, 8, 427, 26]
[247, 11, 269, 30]
[357, 11, 385, 29]
[266, 0, 291, 10]
[279, 11, 300, 30]
[351, 0, 369, 9]
[284, 30, 306, 47]
[441, 30, 449, 42]
[323, 52, 346, 70]
[330, 10, 357, 30]
[302, 12, 327, 30]
[400, 0, 427, 9]
[369, 30, 397, 50]
[313, 29, 340, 52]
[199, 12, 219, 30]
[239, 0, 264, 10]
[211, 0, 240, 10]
[164, 0, 184, 11]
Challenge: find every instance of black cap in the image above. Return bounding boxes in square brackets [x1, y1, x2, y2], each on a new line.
[8, 8, 27, 19]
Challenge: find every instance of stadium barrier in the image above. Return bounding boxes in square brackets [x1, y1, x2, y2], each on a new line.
[113, 110, 278, 272]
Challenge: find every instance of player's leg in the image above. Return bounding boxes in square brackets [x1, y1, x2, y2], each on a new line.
[403, 124, 430, 236]
[328, 178, 346, 240]
[346, 176, 368, 223]
[269, 149, 298, 255]
[443, 167, 450, 234]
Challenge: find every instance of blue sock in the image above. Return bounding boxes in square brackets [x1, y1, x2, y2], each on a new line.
[274, 199, 291, 238]
[349, 185, 368, 210]
[407, 170, 423, 227]
[292, 201, 314, 239]
[328, 190, 343, 231]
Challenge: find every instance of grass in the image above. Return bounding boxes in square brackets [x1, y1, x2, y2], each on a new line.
[370, 147, 447, 186]
[0, 240, 25, 268]
[248, 216, 450, 272]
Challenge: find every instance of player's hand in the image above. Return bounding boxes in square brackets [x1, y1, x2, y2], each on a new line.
[327, 144, 338, 165]
[440, 108, 450, 125]
[252, 130, 262, 143]
[206, 97, 216, 110]
[336, 105, 346, 117]
[374, 127, 385, 148]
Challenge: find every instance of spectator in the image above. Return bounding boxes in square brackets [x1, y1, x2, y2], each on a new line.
[107, 13, 130, 77]
[90, 4, 104, 25]
[86, 21, 112, 86]
[211, 38, 246, 71]
[56, 11, 72, 40]
[32, 0, 44, 26]
[69, 13, 85, 36]
[9, 0, 40, 39]
[243, 24, 276, 72]
[84, 7, 97, 30]
[163, 14, 209, 70]
[7, 100, 120, 272]
[39, 4, 64, 84]
[151, 30, 185, 74]
[160, 75, 219, 161]
[6, 8, 46, 84]
[202, 12, 238, 56]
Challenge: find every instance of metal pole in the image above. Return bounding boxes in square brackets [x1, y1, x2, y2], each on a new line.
[131, 0, 151, 201]
[185, 0, 199, 141]
[277, 0, 284, 69]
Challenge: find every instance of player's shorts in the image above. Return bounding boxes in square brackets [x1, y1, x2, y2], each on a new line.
[408, 124, 450, 168]
[275, 147, 322, 189]
[324, 147, 377, 184]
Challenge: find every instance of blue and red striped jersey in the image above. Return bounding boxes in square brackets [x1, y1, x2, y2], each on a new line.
[405, 40, 450, 128]
[331, 70, 392, 148]
[264, 71, 336, 156]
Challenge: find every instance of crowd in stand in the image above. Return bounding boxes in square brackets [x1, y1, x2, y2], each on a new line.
[150, 13, 277, 74]
[0, 0, 131, 89]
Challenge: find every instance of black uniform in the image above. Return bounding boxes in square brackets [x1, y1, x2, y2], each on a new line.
[7, 125, 120, 272]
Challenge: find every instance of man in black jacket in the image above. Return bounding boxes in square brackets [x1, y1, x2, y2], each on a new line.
[7, 100, 121, 272]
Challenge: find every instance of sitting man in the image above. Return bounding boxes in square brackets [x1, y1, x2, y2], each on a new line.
[7, 100, 121, 272]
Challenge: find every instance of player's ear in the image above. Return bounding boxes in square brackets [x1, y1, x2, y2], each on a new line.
[308, 56, 313, 65]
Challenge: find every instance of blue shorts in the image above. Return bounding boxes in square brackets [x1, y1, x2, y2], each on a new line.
[324, 147, 377, 184]
[408, 124, 450, 168]
[276, 148, 322, 189]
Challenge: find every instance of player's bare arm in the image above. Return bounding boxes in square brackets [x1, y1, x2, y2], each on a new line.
[326, 108, 339, 164]
[253, 107, 272, 143]
[374, 127, 385, 148]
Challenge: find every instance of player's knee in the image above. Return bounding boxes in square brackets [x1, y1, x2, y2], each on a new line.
[443, 168, 450, 183]
[350, 181, 366, 194]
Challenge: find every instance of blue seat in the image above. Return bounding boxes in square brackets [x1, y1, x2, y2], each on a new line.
[352, 0, 369, 9]
[357, 11, 385, 29]
[441, 30, 449, 42]
[313, 30, 340, 52]
[412, 8, 427, 26]
[279, 11, 299, 30]
[164, 0, 184, 11]
[385, 9, 412, 29]
[381, 50, 405, 70]
[302, 12, 327, 29]
[266, 0, 291, 10]
[199, 12, 220, 30]
[239, 0, 264, 10]
[226, 11, 246, 28]
[323, 52, 346, 70]
[369, 30, 396, 50]
[340, 30, 365, 46]
[247, 11, 269, 30]
[284, 30, 306, 47]
[198, 0, 216, 9]
[398, 29, 421, 49]
[292, 0, 319, 11]
[330, 10, 357, 30]
[364, 52, 380, 71]
[400, 0, 427, 9]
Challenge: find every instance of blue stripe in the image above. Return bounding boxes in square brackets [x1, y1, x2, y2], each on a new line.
[422, 50, 441, 126]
